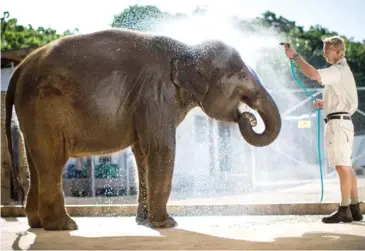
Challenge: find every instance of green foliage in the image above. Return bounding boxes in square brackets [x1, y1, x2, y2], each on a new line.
[110, 5, 208, 32]
[111, 5, 170, 32]
[1, 11, 78, 51]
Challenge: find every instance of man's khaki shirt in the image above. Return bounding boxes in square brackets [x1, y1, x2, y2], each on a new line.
[317, 58, 358, 117]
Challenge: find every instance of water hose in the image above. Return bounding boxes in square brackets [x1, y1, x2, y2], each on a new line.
[281, 43, 324, 202]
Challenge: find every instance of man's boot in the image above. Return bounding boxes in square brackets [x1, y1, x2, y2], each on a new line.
[322, 205, 353, 223]
[350, 202, 363, 221]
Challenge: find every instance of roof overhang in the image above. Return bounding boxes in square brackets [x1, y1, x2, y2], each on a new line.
[1, 46, 38, 68]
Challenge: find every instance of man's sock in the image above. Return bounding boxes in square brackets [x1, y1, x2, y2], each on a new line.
[351, 197, 359, 205]
[340, 198, 350, 206]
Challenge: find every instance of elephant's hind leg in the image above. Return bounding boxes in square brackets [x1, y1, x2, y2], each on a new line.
[26, 129, 77, 230]
[24, 142, 42, 228]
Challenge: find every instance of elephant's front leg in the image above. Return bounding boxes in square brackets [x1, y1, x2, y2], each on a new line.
[145, 141, 177, 228]
[131, 142, 149, 225]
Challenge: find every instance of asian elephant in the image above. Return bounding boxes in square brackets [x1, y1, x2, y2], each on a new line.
[5, 28, 281, 230]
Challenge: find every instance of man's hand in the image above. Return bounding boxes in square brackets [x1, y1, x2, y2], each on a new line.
[313, 99, 324, 109]
[283, 44, 322, 82]
[284, 44, 296, 59]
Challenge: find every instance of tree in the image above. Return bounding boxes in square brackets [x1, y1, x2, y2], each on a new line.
[111, 5, 170, 32]
[1, 11, 78, 51]
[111, 4, 206, 32]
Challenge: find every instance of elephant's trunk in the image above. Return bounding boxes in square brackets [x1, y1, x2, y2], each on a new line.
[238, 84, 281, 147]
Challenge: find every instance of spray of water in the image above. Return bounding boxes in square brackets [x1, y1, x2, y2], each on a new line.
[134, 7, 325, 201]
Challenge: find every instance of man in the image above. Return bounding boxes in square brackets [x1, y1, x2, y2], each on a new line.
[284, 35, 363, 223]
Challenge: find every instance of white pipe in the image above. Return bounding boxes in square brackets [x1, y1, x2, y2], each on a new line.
[282, 91, 322, 117]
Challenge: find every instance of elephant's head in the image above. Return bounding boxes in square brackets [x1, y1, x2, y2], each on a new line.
[171, 40, 281, 147]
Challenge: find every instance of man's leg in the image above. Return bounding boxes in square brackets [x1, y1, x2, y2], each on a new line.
[322, 165, 353, 223]
[350, 168, 359, 204]
[336, 165, 352, 206]
[322, 121, 354, 223]
[350, 168, 363, 221]
[345, 120, 363, 221]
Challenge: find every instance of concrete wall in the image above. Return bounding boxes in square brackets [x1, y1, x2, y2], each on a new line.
[1, 67, 13, 91]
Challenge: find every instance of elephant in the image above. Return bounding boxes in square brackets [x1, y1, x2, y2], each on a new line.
[5, 28, 281, 230]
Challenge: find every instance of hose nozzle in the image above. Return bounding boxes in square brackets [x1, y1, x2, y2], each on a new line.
[280, 42, 291, 48]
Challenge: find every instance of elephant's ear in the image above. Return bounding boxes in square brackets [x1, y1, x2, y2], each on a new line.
[171, 57, 209, 103]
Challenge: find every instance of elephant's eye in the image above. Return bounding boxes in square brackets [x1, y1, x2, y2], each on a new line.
[238, 71, 247, 79]
[241, 95, 250, 103]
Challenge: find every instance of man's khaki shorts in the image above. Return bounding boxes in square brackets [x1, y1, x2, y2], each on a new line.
[325, 119, 354, 167]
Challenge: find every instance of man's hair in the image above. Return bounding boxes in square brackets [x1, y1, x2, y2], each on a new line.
[322, 35, 346, 56]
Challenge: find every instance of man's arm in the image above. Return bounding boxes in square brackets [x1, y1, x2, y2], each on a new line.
[285, 46, 341, 86]
[292, 54, 322, 83]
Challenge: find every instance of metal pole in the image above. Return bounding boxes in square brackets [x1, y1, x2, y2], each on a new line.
[268, 87, 324, 93]
[273, 146, 309, 170]
[355, 109, 365, 117]
[352, 150, 365, 163]
[251, 146, 256, 191]
[209, 118, 215, 175]
[91, 157, 95, 197]
[125, 150, 130, 195]
[282, 91, 321, 117]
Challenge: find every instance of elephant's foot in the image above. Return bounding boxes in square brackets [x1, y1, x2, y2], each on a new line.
[26, 212, 43, 228]
[136, 216, 148, 225]
[41, 214, 78, 231]
[147, 215, 177, 228]
[135, 204, 149, 225]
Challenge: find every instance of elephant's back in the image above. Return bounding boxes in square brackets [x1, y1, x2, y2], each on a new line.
[47, 28, 186, 63]
[13, 28, 188, 115]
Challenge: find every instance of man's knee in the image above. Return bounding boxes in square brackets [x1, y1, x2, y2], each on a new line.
[335, 165, 353, 174]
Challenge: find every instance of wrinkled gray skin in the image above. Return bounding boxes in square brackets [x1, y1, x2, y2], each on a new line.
[5, 28, 281, 230]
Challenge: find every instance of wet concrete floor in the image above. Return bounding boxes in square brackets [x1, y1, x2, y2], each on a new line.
[2, 215, 365, 250]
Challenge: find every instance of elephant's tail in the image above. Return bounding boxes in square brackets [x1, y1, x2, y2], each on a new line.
[5, 66, 25, 205]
